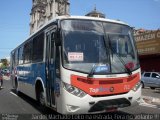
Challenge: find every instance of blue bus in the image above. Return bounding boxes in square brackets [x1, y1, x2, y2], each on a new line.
[10, 16, 141, 114]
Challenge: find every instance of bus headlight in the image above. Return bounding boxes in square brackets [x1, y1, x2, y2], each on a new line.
[132, 82, 141, 92]
[63, 82, 87, 98]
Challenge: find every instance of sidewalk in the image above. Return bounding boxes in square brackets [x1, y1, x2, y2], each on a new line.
[142, 96, 160, 106]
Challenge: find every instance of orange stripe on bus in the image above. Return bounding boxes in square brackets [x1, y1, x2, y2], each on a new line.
[71, 73, 140, 96]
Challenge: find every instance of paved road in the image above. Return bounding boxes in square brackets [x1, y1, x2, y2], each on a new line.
[0, 79, 160, 120]
[0, 83, 39, 114]
[142, 87, 160, 99]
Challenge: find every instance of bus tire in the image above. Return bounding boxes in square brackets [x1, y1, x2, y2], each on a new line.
[39, 91, 45, 106]
[36, 81, 45, 107]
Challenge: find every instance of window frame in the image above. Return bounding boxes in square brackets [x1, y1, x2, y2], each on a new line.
[144, 72, 151, 77]
[32, 32, 45, 63]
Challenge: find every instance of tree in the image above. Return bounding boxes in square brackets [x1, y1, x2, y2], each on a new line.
[0, 59, 9, 69]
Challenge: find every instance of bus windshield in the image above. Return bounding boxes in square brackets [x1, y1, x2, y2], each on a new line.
[61, 20, 139, 74]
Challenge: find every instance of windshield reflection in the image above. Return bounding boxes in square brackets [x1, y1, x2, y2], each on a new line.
[61, 20, 139, 74]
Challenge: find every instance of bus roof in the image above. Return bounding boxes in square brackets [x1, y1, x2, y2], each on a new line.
[31, 15, 129, 38]
[58, 15, 128, 25]
[11, 15, 129, 52]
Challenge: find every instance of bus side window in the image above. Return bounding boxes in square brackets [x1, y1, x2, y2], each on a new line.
[18, 46, 24, 65]
[33, 33, 44, 62]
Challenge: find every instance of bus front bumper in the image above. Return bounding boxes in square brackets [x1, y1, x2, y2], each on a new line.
[59, 86, 141, 114]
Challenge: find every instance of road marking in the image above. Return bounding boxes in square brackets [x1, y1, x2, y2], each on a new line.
[140, 103, 160, 109]
[10, 92, 18, 97]
[141, 96, 160, 109]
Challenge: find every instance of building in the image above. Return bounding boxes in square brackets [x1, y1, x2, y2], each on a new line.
[30, 0, 70, 34]
[134, 29, 160, 72]
[85, 7, 106, 18]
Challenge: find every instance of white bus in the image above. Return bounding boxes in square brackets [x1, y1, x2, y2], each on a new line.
[10, 16, 141, 114]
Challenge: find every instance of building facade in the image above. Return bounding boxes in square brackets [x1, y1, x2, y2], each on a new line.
[135, 29, 160, 72]
[30, 0, 70, 34]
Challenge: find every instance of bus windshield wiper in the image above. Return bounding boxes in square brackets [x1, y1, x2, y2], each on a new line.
[87, 36, 111, 78]
[87, 34, 132, 78]
[107, 35, 132, 75]
[87, 63, 110, 78]
[87, 64, 97, 78]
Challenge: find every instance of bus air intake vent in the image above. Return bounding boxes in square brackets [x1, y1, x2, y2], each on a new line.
[99, 79, 123, 84]
[77, 78, 93, 84]
[88, 98, 131, 112]
[91, 92, 128, 97]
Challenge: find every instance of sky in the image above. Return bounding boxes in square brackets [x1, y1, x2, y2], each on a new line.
[0, 0, 160, 59]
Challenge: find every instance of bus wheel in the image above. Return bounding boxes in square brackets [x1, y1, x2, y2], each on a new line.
[39, 91, 45, 106]
[36, 84, 45, 107]
[37, 89, 46, 111]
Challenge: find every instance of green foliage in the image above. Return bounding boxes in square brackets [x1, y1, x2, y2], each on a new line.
[0, 59, 9, 69]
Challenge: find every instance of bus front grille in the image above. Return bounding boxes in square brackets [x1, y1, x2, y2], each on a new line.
[88, 98, 131, 113]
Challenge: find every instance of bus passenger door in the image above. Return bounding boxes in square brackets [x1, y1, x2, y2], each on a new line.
[45, 28, 56, 108]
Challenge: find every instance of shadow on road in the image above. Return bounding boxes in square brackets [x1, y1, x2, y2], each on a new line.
[10, 89, 56, 115]
[154, 89, 160, 94]
[0, 87, 4, 90]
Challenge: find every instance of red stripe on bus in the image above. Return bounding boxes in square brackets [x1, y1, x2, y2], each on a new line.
[71, 73, 140, 96]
